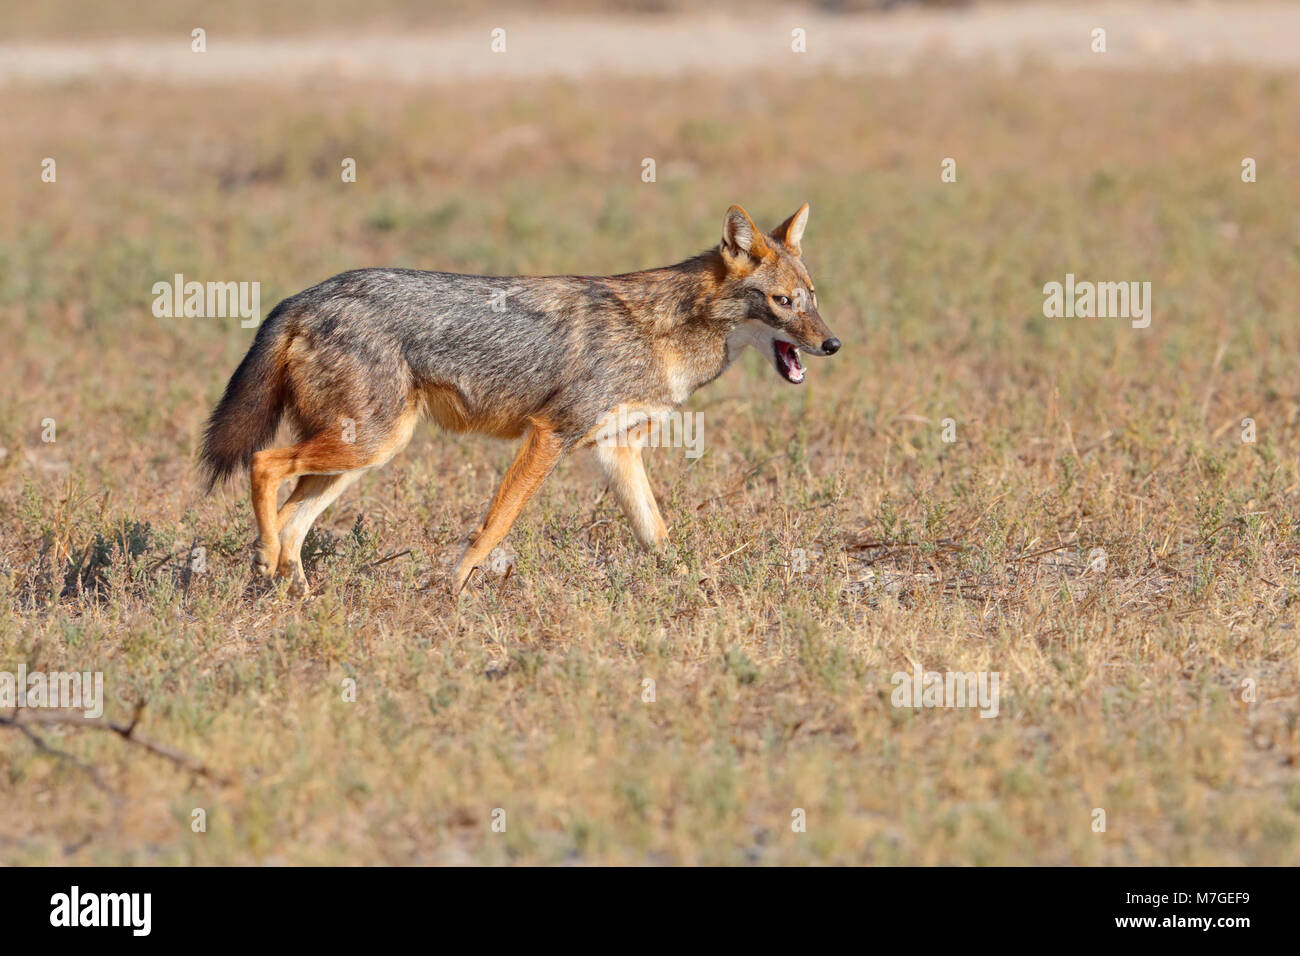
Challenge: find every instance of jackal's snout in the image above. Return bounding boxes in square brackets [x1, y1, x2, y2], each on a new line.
[764, 297, 839, 384]
[798, 295, 838, 355]
[786, 305, 839, 356]
[771, 314, 840, 384]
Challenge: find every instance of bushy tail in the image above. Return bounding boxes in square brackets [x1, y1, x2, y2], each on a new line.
[198, 306, 290, 490]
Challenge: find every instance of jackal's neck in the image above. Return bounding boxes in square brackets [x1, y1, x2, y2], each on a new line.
[613, 248, 745, 333]
[605, 248, 747, 399]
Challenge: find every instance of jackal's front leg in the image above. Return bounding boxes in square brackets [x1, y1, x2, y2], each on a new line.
[593, 442, 668, 550]
[452, 423, 566, 594]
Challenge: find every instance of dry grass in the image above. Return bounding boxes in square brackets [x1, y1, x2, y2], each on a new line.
[2, 65, 1300, 864]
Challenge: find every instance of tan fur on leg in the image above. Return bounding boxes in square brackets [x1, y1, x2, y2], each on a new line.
[452, 422, 565, 594]
[276, 470, 365, 595]
[592, 441, 668, 549]
[249, 409, 415, 584]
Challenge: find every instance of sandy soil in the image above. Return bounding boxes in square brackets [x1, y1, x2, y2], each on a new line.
[1, 2, 1298, 86]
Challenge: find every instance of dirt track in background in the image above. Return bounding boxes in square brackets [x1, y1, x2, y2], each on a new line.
[2, 2, 1299, 85]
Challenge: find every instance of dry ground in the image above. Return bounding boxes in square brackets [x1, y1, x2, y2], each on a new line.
[1, 39, 1300, 863]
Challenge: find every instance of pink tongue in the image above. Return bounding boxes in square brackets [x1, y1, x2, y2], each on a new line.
[777, 343, 803, 380]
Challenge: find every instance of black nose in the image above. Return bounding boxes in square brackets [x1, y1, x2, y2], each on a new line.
[822, 337, 841, 355]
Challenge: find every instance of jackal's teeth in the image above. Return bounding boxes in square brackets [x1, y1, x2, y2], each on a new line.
[773, 340, 805, 384]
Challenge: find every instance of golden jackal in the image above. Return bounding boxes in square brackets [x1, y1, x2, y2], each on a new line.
[199, 204, 840, 595]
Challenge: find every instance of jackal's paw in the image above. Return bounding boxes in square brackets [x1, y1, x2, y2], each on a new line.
[450, 565, 473, 597]
[639, 529, 669, 552]
[251, 543, 280, 579]
[282, 563, 310, 598]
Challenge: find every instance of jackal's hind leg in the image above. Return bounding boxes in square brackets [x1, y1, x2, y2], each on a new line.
[452, 423, 565, 594]
[592, 442, 668, 550]
[249, 433, 373, 581]
[275, 471, 364, 595]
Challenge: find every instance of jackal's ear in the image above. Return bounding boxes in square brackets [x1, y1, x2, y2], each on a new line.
[721, 205, 770, 261]
[772, 203, 810, 256]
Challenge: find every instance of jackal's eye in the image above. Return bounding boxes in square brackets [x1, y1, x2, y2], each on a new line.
[774, 295, 792, 308]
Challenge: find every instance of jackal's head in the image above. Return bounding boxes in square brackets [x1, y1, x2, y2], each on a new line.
[719, 203, 840, 385]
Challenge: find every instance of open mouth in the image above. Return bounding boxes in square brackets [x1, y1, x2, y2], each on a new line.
[773, 340, 805, 384]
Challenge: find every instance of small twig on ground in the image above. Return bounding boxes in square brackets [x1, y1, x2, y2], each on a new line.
[4, 718, 111, 792]
[712, 539, 753, 566]
[364, 548, 412, 570]
[0, 702, 231, 789]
